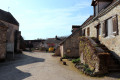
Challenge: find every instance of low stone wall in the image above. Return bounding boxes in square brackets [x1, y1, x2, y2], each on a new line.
[79, 37, 110, 74]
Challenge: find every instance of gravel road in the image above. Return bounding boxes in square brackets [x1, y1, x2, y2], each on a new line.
[0, 52, 119, 80]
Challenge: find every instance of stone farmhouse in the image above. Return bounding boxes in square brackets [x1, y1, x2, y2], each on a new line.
[0, 9, 21, 61]
[43, 36, 66, 50]
[82, 0, 120, 61]
[78, 0, 120, 74]
[56, 0, 120, 74]
[25, 40, 45, 50]
[59, 25, 82, 58]
[0, 21, 8, 61]
[24, 36, 65, 51]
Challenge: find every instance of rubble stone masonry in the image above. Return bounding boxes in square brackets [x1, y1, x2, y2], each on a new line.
[0, 22, 8, 61]
[60, 28, 82, 58]
[83, 4, 120, 59]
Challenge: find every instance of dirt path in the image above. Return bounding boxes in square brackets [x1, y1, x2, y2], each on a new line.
[0, 52, 119, 80]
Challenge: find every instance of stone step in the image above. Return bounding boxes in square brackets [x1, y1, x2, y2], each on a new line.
[108, 65, 120, 69]
[110, 56, 120, 65]
[108, 59, 120, 65]
[108, 69, 120, 72]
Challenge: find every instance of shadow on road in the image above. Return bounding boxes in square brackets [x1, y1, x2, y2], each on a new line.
[0, 52, 45, 80]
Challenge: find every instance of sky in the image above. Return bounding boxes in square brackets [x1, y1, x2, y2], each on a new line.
[0, 0, 93, 40]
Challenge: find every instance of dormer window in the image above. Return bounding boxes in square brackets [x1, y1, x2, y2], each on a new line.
[91, 0, 113, 16]
[94, 4, 98, 16]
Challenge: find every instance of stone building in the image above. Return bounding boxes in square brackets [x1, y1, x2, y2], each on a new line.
[44, 37, 63, 49]
[25, 40, 45, 50]
[0, 21, 8, 61]
[82, 0, 120, 61]
[59, 25, 82, 58]
[55, 0, 120, 74]
[0, 9, 20, 53]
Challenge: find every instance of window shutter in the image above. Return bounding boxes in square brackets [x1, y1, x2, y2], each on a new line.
[112, 15, 119, 36]
[87, 28, 90, 36]
[102, 21, 106, 37]
[105, 20, 108, 37]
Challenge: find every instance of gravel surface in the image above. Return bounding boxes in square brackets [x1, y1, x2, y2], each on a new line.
[0, 52, 120, 80]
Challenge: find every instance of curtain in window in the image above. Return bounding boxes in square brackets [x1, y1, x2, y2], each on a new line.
[108, 18, 113, 36]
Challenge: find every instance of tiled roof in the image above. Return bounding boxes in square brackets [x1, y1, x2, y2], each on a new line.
[0, 9, 19, 26]
[81, 15, 94, 27]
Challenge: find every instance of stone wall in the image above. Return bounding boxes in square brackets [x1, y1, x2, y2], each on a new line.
[60, 28, 82, 58]
[82, 20, 98, 37]
[79, 37, 109, 74]
[83, 4, 120, 60]
[0, 22, 8, 61]
[54, 47, 61, 56]
[1, 20, 19, 53]
[99, 4, 120, 59]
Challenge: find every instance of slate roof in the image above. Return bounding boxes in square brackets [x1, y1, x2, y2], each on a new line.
[81, 15, 94, 27]
[0, 9, 19, 26]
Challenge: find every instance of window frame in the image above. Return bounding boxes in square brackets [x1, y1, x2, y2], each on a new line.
[103, 15, 119, 38]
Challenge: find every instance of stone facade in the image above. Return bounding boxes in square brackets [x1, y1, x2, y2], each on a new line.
[0, 9, 20, 53]
[54, 47, 61, 56]
[0, 21, 8, 61]
[82, 3, 120, 60]
[1, 21, 20, 53]
[79, 37, 109, 74]
[60, 28, 82, 58]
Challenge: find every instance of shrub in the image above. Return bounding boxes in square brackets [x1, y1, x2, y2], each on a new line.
[85, 68, 92, 73]
[72, 58, 80, 63]
[84, 64, 89, 68]
[82, 64, 94, 75]
[62, 54, 68, 59]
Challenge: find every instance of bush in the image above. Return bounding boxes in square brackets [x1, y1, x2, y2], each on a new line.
[72, 58, 80, 63]
[62, 54, 68, 59]
[85, 68, 92, 73]
[84, 64, 89, 68]
[82, 64, 93, 75]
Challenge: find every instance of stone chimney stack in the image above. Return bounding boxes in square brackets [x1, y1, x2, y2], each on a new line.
[72, 25, 81, 33]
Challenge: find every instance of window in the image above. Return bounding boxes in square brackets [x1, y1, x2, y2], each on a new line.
[95, 5, 98, 16]
[113, 15, 119, 36]
[87, 27, 90, 36]
[82, 29, 86, 36]
[99, 26, 101, 35]
[102, 15, 119, 37]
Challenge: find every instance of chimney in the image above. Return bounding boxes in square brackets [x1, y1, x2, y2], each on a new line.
[72, 25, 81, 33]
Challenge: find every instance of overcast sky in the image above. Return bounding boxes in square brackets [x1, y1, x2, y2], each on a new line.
[0, 0, 93, 40]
